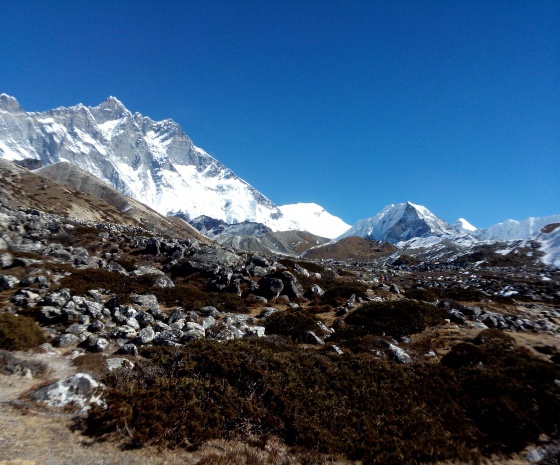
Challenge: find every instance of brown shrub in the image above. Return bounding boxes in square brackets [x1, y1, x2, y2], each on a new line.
[343, 300, 447, 338]
[0, 313, 46, 350]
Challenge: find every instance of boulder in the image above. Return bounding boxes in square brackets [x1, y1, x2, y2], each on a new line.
[87, 336, 110, 353]
[388, 343, 412, 364]
[53, 333, 80, 348]
[32, 373, 104, 410]
[245, 326, 266, 338]
[301, 331, 324, 345]
[199, 306, 220, 318]
[0, 252, 13, 268]
[136, 326, 155, 344]
[304, 284, 325, 299]
[279, 271, 304, 299]
[116, 343, 139, 356]
[131, 293, 159, 311]
[257, 277, 284, 300]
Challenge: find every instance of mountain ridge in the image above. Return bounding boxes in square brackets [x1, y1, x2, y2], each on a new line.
[0, 94, 345, 237]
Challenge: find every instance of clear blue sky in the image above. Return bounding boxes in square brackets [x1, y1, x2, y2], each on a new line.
[1, 0, 558, 228]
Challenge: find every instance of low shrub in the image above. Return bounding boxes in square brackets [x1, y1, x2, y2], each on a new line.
[0, 313, 46, 350]
[404, 288, 438, 302]
[318, 281, 368, 307]
[436, 287, 486, 302]
[83, 336, 560, 463]
[84, 340, 476, 464]
[264, 309, 319, 339]
[442, 329, 560, 454]
[344, 300, 447, 338]
[278, 259, 325, 274]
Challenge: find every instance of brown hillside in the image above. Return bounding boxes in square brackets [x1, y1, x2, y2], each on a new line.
[303, 236, 398, 260]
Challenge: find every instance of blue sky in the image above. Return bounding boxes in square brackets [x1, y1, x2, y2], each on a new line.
[1, 0, 558, 228]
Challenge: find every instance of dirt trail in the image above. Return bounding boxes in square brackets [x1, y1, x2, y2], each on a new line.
[0, 351, 199, 465]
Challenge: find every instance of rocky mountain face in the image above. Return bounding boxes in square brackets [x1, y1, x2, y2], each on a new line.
[0, 94, 346, 234]
[188, 215, 330, 256]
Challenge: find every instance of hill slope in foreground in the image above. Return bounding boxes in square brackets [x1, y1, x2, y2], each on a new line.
[0, 161, 559, 465]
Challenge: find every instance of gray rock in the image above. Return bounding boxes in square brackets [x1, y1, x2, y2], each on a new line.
[448, 310, 467, 324]
[132, 265, 165, 277]
[116, 343, 139, 356]
[32, 373, 104, 409]
[42, 291, 69, 308]
[125, 317, 141, 330]
[131, 293, 159, 310]
[244, 326, 266, 338]
[0, 274, 19, 291]
[153, 321, 171, 333]
[109, 325, 137, 340]
[39, 306, 64, 322]
[316, 321, 333, 334]
[84, 300, 104, 319]
[53, 333, 80, 348]
[389, 283, 401, 294]
[136, 326, 155, 344]
[0, 252, 14, 268]
[279, 271, 304, 299]
[66, 323, 89, 335]
[88, 336, 110, 352]
[212, 328, 235, 342]
[106, 357, 134, 371]
[526, 447, 547, 463]
[259, 307, 277, 318]
[304, 284, 325, 298]
[199, 306, 220, 317]
[388, 343, 412, 364]
[153, 275, 175, 288]
[201, 316, 216, 329]
[302, 331, 325, 345]
[154, 328, 183, 344]
[257, 277, 284, 300]
[135, 311, 155, 328]
[87, 289, 105, 303]
[169, 320, 186, 331]
[183, 322, 206, 341]
[330, 345, 344, 355]
[168, 309, 187, 324]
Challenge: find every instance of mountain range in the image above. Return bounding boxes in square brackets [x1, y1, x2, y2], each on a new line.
[0, 93, 558, 267]
[0, 93, 349, 239]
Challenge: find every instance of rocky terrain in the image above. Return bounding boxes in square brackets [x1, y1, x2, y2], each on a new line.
[1, 168, 560, 464]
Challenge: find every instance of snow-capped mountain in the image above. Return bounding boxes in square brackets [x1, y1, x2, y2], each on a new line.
[474, 215, 560, 241]
[452, 218, 478, 234]
[278, 203, 350, 238]
[339, 202, 461, 243]
[0, 94, 342, 235]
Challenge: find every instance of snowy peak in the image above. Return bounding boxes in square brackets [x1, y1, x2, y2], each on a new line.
[339, 201, 458, 243]
[277, 203, 351, 239]
[453, 218, 478, 234]
[476, 214, 560, 241]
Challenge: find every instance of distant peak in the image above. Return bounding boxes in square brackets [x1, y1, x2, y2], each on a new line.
[97, 96, 127, 112]
[92, 96, 131, 120]
[0, 93, 24, 113]
[453, 218, 478, 232]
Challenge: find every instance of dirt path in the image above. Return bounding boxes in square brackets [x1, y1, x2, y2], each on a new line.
[0, 351, 200, 465]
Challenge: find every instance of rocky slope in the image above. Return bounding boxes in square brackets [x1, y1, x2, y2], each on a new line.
[0, 158, 206, 241]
